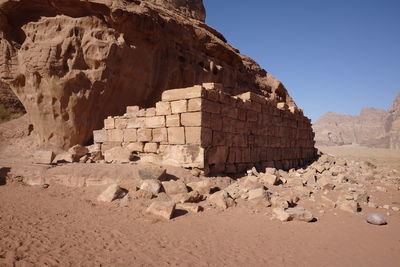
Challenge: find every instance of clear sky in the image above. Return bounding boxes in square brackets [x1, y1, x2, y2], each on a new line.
[203, 0, 400, 121]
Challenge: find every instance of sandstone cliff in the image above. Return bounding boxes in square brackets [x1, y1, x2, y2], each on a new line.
[313, 93, 400, 149]
[0, 0, 297, 149]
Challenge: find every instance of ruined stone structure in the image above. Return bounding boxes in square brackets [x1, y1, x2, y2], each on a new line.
[93, 83, 317, 174]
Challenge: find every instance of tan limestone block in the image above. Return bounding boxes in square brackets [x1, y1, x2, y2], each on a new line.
[187, 98, 202, 112]
[152, 128, 168, 142]
[126, 106, 140, 117]
[126, 117, 145, 129]
[185, 127, 201, 145]
[104, 118, 115, 129]
[101, 142, 121, 154]
[144, 143, 159, 153]
[125, 142, 144, 152]
[137, 128, 152, 142]
[168, 127, 185, 144]
[123, 129, 137, 142]
[161, 85, 204, 101]
[156, 101, 171, 115]
[115, 118, 128, 129]
[107, 129, 124, 142]
[171, 100, 187, 114]
[181, 112, 201, 127]
[202, 82, 224, 91]
[145, 116, 166, 128]
[166, 114, 180, 127]
[93, 129, 107, 143]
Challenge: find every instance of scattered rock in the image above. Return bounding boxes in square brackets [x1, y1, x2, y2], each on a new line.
[146, 201, 176, 220]
[187, 180, 211, 195]
[171, 191, 201, 204]
[97, 184, 127, 202]
[272, 208, 291, 222]
[104, 147, 132, 163]
[68, 144, 89, 158]
[42, 183, 49, 189]
[382, 205, 390, 210]
[376, 186, 388, 192]
[209, 191, 235, 209]
[133, 189, 153, 200]
[338, 200, 360, 214]
[176, 203, 201, 213]
[140, 179, 161, 196]
[366, 213, 387, 225]
[248, 188, 268, 201]
[138, 164, 167, 181]
[53, 152, 75, 163]
[162, 180, 188, 195]
[272, 207, 314, 222]
[260, 173, 279, 186]
[34, 150, 55, 164]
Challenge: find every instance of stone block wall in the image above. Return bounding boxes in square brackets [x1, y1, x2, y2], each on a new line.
[93, 83, 317, 175]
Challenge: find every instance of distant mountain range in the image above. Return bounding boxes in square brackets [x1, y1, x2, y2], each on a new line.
[313, 93, 400, 149]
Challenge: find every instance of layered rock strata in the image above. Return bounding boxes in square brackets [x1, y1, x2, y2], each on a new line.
[313, 93, 400, 149]
[93, 83, 317, 174]
[0, 0, 295, 149]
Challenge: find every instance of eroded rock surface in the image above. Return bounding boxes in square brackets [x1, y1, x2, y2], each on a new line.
[313, 93, 400, 149]
[0, 0, 295, 149]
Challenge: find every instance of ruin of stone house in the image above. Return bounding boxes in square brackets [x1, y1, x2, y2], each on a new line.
[93, 83, 317, 175]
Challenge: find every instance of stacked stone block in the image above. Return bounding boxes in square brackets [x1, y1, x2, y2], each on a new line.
[93, 83, 317, 175]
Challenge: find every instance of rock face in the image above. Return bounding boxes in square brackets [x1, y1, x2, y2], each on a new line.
[313, 93, 400, 149]
[0, 0, 296, 149]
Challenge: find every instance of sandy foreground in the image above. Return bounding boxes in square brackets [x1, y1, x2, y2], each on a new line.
[0, 143, 400, 266]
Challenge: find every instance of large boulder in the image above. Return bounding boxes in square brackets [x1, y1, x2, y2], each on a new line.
[0, 0, 296, 149]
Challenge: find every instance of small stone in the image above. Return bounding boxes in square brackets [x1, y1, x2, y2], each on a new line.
[162, 180, 188, 195]
[366, 213, 387, 225]
[133, 189, 153, 199]
[272, 208, 291, 222]
[53, 152, 75, 163]
[260, 173, 279, 186]
[247, 188, 268, 201]
[138, 163, 167, 181]
[171, 191, 202, 204]
[119, 194, 132, 207]
[209, 191, 235, 209]
[187, 180, 211, 195]
[286, 207, 314, 222]
[104, 147, 132, 163]
[176, 203, 200, 213]
[140, 179, 161, 196]
[338, 200, 359, 214]
[392, 207, 400, 212]
[42, 184, 49, 189]
[97, 184, 126, 202]
[382, 205, 390, 210]
[68, 144, 89, 158]
[34, 150, 55, 164]
[368, 202, 378, 208]
[146, 201, 176, 220]
[376, 186, 388, 192]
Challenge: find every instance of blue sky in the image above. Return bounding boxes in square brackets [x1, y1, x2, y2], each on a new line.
[203, 0, 400, 121]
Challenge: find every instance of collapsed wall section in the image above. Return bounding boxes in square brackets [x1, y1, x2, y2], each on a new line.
[93, 83, 317, 174]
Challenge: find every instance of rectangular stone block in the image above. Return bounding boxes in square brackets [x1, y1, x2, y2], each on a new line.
[137, 109, 146, 117]
[126, 106, 139, 116]
[101, 141, 121, 154]
[115, 118, 128, 129]
[104, 118, 115, 129]
[156, 101, 171, 115]
[162, 145, 204, 168]
[125, 142, 144, 152]
[205, 90, 220, 102]
[203, 99, 221, 114]
[145, 116, 165, 128]
[137, 128, 152, 142]
[123, 129, 137, 142]
[206, 146, 228, 164]
[181, 112, 201, 127]
[107, 129, 124, 142]
[236, 92, 267, 105]
[171, 100, 187, 114]
[201, 127, 212, 147]
[166, 114, 180, 127]
[152, 128, 168, 142]
[145, 108, 156, 117]
[212, 131, 225, 146]
[93, 129, 107, 143]
[168, 127, 185, 144]
[185, 127, 201, 145]
[187, 98, 202, 112]
[126, 117, 145, 129]
[202, 82, 224, 91]
[144, 143, 158, 153]
[161, 85, 204, 101]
